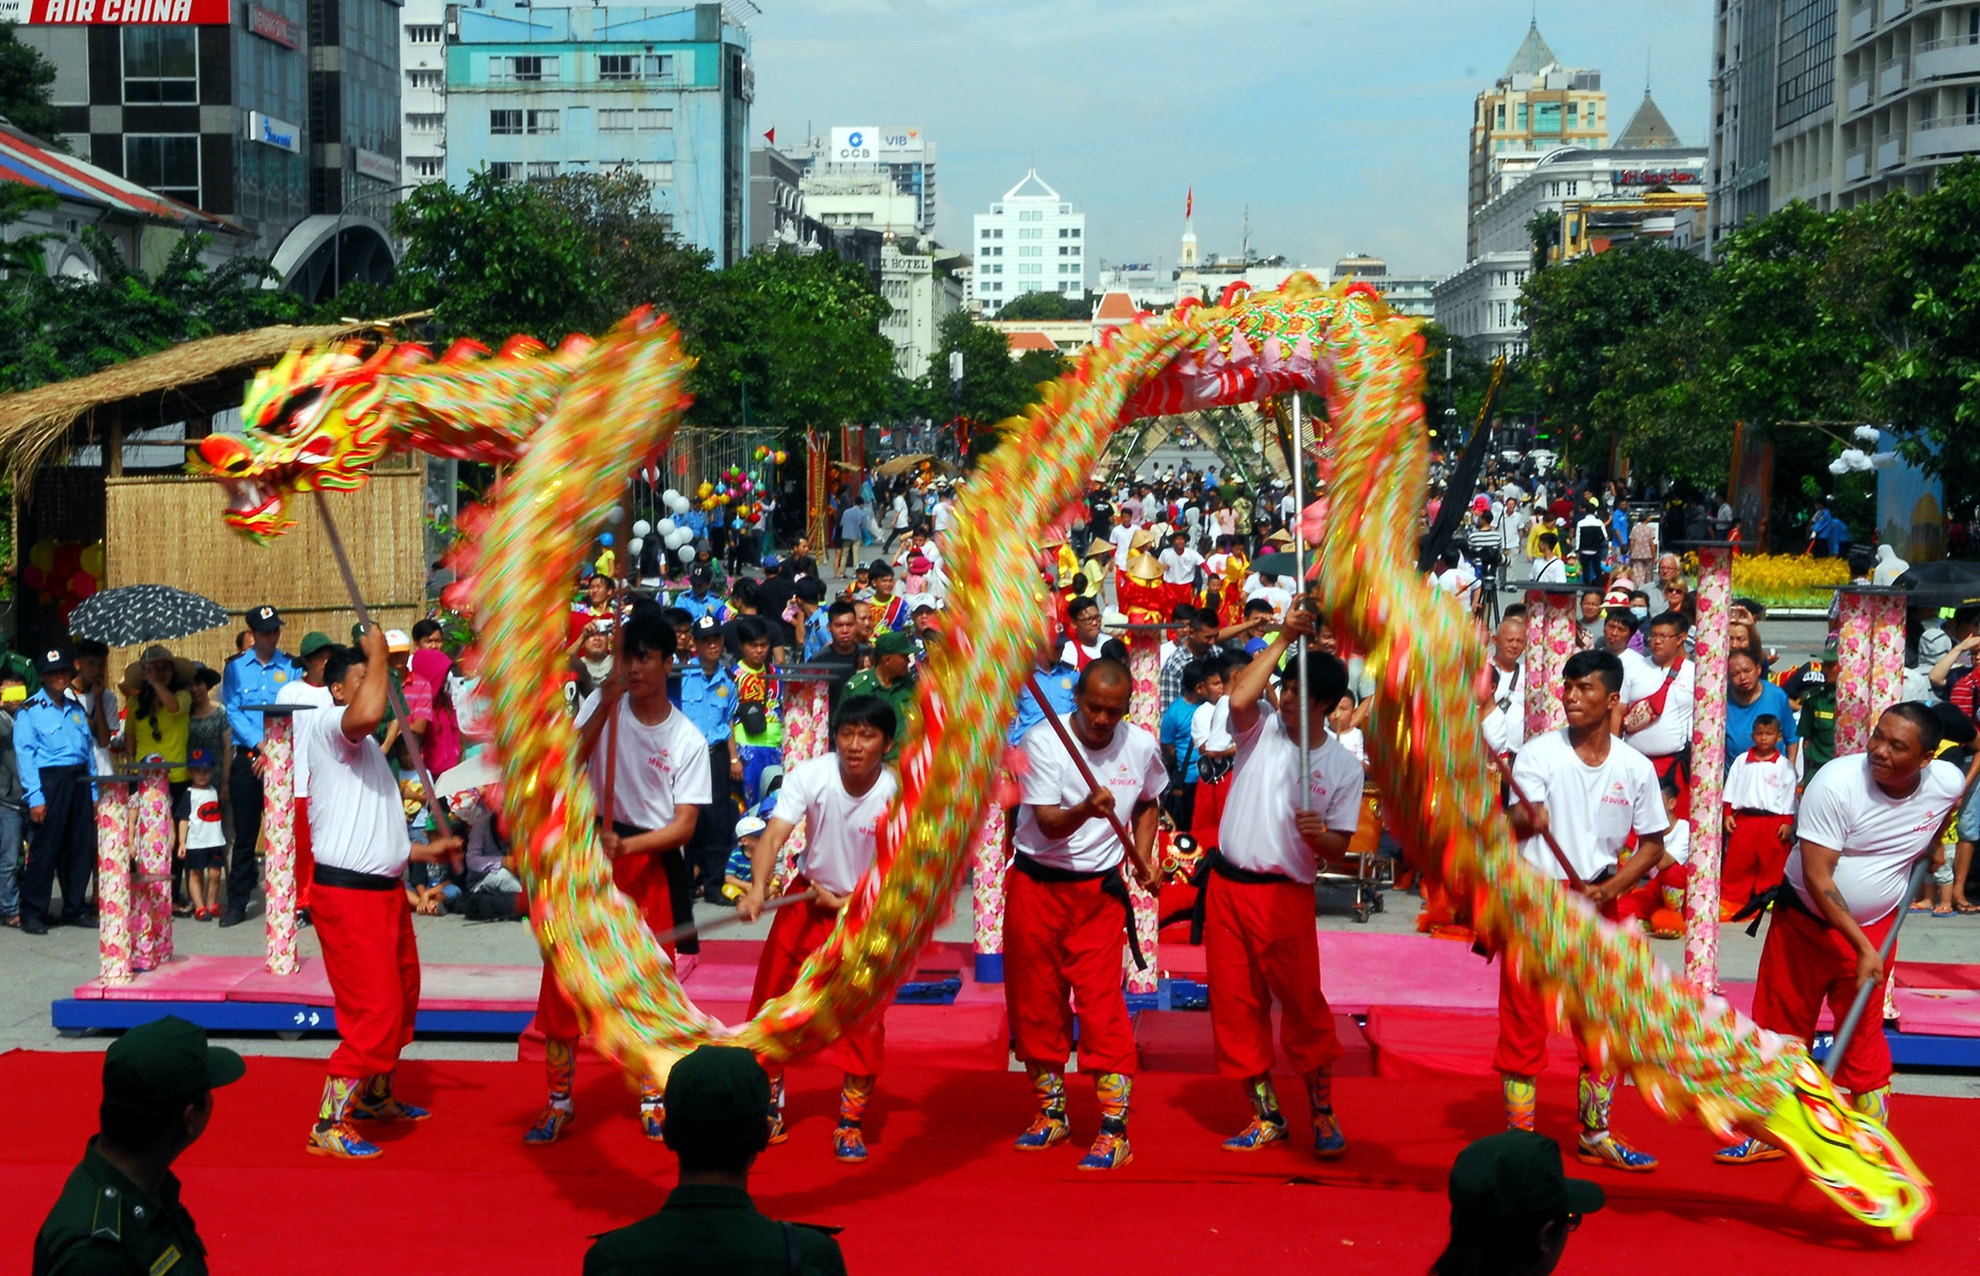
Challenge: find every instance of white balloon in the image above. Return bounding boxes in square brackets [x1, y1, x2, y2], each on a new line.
[665, 529, 687, 549]
[677, 545, 697, 563]
[662, 489, 681, 505]
[631, 519, 652, 538]
[656, 518, 676, 536]
[627, 537, 645, 557]
[605, 507, 625, 524]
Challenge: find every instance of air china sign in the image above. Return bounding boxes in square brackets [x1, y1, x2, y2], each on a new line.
[1614, 169, 1701, 187]
[1, 0, 231, 20]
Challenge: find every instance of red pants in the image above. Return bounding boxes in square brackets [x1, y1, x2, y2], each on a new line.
[1191, 772, 1230, 850]
[1003, 869, 1137, 1074]
[1204, 875, 1341, 1079]
[532, 852, 674, 1042]
[748, 879, 884, 1076]
[312, 881, 421, 1080]
[1494, 895, 1620, 1077]
[294, 798, 314, 912]
[1648, 753, 1690, 820]
[1722, 812, 1793, 909]
[1752, 903, 1898, 1095]
[1613, 862, 1691, 927]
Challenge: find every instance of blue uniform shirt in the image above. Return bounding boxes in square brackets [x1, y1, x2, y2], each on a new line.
[15, 686, 94, 807]
[1009, 661, 1079, 747]
[222, 647, 300, 750]
[802, 607, 832, 660]
[1160, 696, 1201, 782]
[675, 591, 731, 625]
[675, 660, 739, 745]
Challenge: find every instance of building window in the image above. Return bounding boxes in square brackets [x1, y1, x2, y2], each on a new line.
[122, 27, 197, 104]
[1070, 227, 1080, 237]
[527, 109, 558, 134]
[407, 24, 442, 42]
[643, 54, 675, 78]
[490, 109, 523, 135]
[408, 113, 445, 132]
[1497, 301, 1509, 326]
[637, 108, 673, 131]
[410, 156, 444, 178]
[993, 228, 1003, 238]
[1534, 101, 1561, 133]
[491, 55, 559, 82]
[600, 52, 674, 79]
[990, 246, 1001, 255]
[1568, 181, 1578, 196]
[1019, 246, 1041, 256]
[600, 108, 633, 131]
[489, 161, 522, 181]
[1019, 263, 1040, 275]
[1019, 210, 1042, 221]
[639, 161, 674, 185]
[527, 161, 560, 180]
[124, 134, 198, 201]
[1019, 228, 1041, 239]
[1059, 227, 1069, 237]
[407, 69, 443, 90]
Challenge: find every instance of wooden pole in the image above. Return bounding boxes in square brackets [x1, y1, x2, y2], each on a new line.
[1023, 671, 1139, 861]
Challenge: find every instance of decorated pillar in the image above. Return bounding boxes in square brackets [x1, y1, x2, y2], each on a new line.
[1869, 593, 1907, 722]
[1684, 544, 1733, 990]
[971, 806, 1010, 982]
[1523, 589, 1552, 740]
[774, 672, 833, 889]
[1122, 625, 1164, 997]
[260, 709, 300, 976]
[131, 762, 173, 972]
[1835, 590, 1875, 756]
[94, 776, 135, 986]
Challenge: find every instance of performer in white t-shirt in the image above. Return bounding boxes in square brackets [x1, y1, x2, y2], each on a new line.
[276, 634, 337, 919]
[1721, 705, 1968, 1164]
[302, 629, 459, 1159]
[1498, 648, 1667, 1175]
[1208, 604, 1362, 1157]
[738, 695, 901, 1165]
[1618, 610, 1696, 811]
[1006, 659, 1165, 1171]
[526, 610, 709, 1148]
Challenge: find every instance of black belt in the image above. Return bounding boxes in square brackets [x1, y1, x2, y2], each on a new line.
[39, 764, 88, 778]
[1731, 876, 1821, 936]
[1011, 852, 1146, 971]
[1187, 849, 1296, 944]
[1732, 808, 1789, 817]
[312, 863, 402, 891]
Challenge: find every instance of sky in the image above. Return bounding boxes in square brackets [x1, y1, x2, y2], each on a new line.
[748, 0, 1713, 280]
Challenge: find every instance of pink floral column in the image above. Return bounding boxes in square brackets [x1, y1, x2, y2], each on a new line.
[131, 764, 173, 972]
[1523, 589, 1552, 740]
[260, 711, 299, 976]
[1123, 628, 1163, 996]
[774, 677, 832, 890]
[1835, 591, 1874, 755]
[1684, 545, 1733, 990]
[971, 804, 1009, 981]
[1869, 594, 1906, 722]
[94, 777, 135, 986]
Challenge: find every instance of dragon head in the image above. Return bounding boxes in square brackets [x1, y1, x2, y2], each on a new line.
[1759, 1058, 1934, 1240]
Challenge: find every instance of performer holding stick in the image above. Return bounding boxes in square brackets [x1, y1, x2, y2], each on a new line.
[1495, 649, 1668, 1173]
[1717, 703, 1971, 1163]
[1005, 658, 1165, 1171]
[738, 695, 901, 1164]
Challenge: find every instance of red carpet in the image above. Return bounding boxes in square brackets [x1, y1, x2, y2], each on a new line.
[4, 1049, 1975, 1273]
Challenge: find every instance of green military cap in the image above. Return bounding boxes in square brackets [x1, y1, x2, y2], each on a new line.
[664, 1044, 770, 1133]
[872, 630, 916, 658]
[103, 1016, 246, 1113]
[1818, 638, 1839, 663]
[298, 631, 336, 658]
[1447, 1130, 1604, 1225]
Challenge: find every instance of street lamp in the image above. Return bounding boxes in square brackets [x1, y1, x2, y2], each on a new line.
[331, 180, 425, 303]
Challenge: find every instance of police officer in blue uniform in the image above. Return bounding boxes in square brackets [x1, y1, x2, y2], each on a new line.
[217, 605, 299, 927]
[676, 615, 739, 906]
[15, 645, 98, 935]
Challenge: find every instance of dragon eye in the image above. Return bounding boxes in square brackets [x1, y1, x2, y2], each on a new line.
[297, 434, 337, 465]
[197, 434, 252, 475]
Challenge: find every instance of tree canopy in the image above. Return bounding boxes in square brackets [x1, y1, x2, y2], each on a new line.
[0, 23, 61, 145]
[992, 290, 1090, 321]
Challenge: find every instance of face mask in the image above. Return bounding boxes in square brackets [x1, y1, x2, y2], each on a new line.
[1631, 606, 1648, 620]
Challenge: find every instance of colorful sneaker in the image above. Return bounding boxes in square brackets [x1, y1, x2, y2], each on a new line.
[1576, 1131, 1657, 1172]
[1713, 1137, 1784, 1165]
[1312, 1110, 1347, 1160]
[348, 1095, 431, 1122]
[767, 1110, 789, 1146]
[833, 1123, 868, 1163]
[1221, 1117, 1290, 1151]
[1077, 1131, 1133, 1171]
[523, 1105, 573, 1146]
[1013, 1112, 1070, 1151]
[307, 1122, 383, 1159]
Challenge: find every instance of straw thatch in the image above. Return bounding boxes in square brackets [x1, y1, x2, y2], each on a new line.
[0, 322, 371, 492]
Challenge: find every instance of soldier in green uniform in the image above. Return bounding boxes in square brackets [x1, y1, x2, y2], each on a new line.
[584, 1044, 846, 1276]
[842, 630, 917, 762]
[1784, 639, 1840, 784]
[34, 1016, 245, 1276]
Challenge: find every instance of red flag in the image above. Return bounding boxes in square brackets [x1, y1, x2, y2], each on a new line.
[764, 127, 776, 143]
[1186, 186, 1193, 220]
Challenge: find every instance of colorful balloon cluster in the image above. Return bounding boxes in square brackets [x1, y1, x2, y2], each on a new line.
[207, 282, 1929, 1238]
[23, 539, 105, 620]
[693, 461, 772, 526]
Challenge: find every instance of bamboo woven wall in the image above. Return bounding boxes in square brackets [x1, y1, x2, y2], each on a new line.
[103, 471, 426, 672]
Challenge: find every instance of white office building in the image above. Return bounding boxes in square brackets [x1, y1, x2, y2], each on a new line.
[400, 0, 448, 181]
[972, 169, 1086, 315]
[877, 240, 963, 379]
[786, 125, 936, 237]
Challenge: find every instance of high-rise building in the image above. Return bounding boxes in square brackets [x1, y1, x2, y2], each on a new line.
[748, 144, 803, 249]
[877, 239, 962, 379]
[1709, 0, 1980, 243]
[443, 1, 752, 266]
[18, 0, 400, 299]
[1329, 254, 1438, 318]
[1466, 21, 1608, 257]
[786, 126, 936, 237]
[399, 0, 446, 182]
[971, 169, 1084, 315]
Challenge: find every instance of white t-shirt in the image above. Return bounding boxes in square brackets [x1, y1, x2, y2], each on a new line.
[1787, 754, 1967, 925]
[275, 679, 334, 799]
[1724, 750, 1798, 814]
[1191, 697, 1233, 754]
[1510, 729, 1667, 882]
[1219, 707, 1363, 882]
[181, 784, 227, 851]
[576, 691, 711, 831]
[1108, 523, 1137, 570]
[1014, 719, 1166, 873]
[1620, 657, 1695, 758]
[1532, 556, 1568, 583]
[771, 753, 899, 895]
[299, 698, 412, 878]
[1488, 661, 1528, 752]
[1247, 581, 1292, 621]
[1664, 817, 1691, 865]
[932, 499, 955, 535]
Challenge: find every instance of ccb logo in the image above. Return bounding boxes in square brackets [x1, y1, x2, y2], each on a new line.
[847, 130, 864, 147]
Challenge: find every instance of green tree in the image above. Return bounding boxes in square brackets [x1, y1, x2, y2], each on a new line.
[993, 290, 1088, 321]
[1525, 209, 1561, 275]
[919, 309, 1063, 443]
[0, 23, 62, 146]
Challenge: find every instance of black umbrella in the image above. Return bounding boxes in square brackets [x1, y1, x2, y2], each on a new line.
[1895, 559, 1980, 606]
[1249, 551, 1307, 581]
[67, 585, 233, 648]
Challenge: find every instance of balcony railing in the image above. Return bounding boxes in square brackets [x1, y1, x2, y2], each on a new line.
[1848, 76, 1872, 110]
[1879, 56, 1909, 96]
[1850, 2, 1875, 40]
[1917, 35, 1980, 80]
[1845, 148, 1871, 181]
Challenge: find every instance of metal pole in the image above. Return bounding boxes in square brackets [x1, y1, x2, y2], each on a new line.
[1291, 392, 1311, 810]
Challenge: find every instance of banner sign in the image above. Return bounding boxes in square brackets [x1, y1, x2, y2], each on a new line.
[247, 4, 299, 46]
[3, 0, 232, 21]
